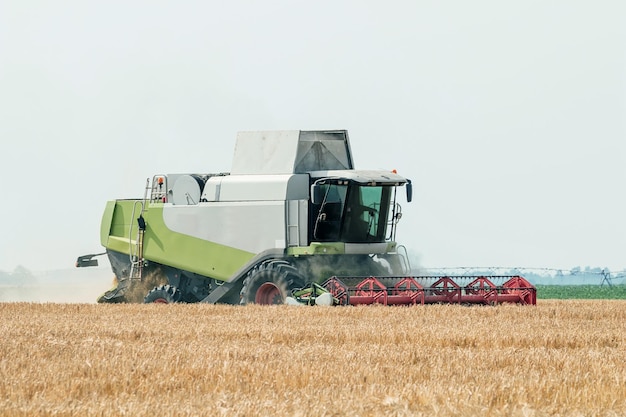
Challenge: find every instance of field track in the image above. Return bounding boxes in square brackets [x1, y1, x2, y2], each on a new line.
[0, 300, 624, 416]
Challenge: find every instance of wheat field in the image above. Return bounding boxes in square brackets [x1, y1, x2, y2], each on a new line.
[0, 300, 624, 417]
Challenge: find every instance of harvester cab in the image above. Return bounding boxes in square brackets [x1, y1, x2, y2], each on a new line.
[310, 171, 411, 243]
[77, 130, 535, 306]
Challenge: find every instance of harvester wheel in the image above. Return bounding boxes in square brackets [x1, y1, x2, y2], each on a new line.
[240, 260, 305, 305]
[144, 285, 182, 304]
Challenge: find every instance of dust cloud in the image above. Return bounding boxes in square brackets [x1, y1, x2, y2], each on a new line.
[0, 267, 114, 304]
[0, 249, 425, 304]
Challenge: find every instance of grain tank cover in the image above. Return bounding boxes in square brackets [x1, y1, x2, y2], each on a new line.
[231, 130, 354, 175]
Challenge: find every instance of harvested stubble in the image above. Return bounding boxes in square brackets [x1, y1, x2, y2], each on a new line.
[0, 300, 624, 417]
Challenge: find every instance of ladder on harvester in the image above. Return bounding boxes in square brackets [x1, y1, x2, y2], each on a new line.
[128, 178, 151, 282]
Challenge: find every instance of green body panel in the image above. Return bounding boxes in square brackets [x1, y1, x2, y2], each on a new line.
[100, 201, 117, 248]
[100, 200, 255, 281]
[287, 242, 346, 256]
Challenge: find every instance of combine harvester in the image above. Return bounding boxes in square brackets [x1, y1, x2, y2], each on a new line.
[77, 130, 536, 306]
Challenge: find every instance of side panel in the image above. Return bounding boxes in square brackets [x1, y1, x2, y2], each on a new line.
[101, 200, 255, 282]
[100, 200, 117, 247]
[162, 202, 287, 254]
[286, 199, 308, 247]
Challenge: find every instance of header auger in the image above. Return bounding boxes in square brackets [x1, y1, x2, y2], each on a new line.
[77, 130, 536, 306]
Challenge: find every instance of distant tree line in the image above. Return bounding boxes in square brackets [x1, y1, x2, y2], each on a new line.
[0, 266, 38, 286]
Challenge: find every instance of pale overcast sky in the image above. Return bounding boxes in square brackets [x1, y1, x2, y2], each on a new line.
[0, 1, 624, 272]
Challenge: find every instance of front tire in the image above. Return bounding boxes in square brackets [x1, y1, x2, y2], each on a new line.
[240, 260, 305, 305]
[144, 285, 182, 304]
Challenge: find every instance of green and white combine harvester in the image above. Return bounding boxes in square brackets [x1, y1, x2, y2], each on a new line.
[77, 130, 536, 305]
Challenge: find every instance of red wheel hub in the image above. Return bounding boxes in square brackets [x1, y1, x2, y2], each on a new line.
[153, 298, 169, 304]
[255, 282, 283, 305]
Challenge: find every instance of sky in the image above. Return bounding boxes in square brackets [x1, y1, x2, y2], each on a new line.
[0, 1, 625, 273]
